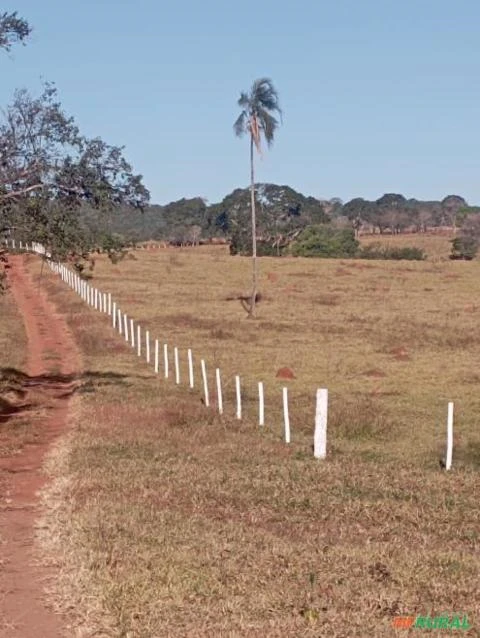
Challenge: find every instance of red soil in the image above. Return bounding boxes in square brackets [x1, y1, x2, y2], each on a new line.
[0, 255, 80, 637]
[363, 368, 387, 378]
[389, 346, 411, 362]
[276, 367, 295, 380]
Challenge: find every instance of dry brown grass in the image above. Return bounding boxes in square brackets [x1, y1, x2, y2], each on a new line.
[359, 231, 454, 260]
[29, 238, 480, 637]
[0, 286, 28, 464]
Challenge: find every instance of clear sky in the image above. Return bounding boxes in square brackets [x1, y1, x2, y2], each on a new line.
[2, 0, 479, 205]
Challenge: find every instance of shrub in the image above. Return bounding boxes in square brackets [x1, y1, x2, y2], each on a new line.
[291, 225, 359, 258]
[450, 236, 478, 260]
[359, 243, 426, 261]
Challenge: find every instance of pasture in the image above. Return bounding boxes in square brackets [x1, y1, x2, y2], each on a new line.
[14, 236, 480, 635]
[0, 286, 27, 464]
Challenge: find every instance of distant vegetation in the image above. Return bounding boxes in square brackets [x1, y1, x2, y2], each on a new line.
[81, 186, 480, 260]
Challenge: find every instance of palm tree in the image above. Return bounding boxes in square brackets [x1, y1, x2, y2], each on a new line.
[234, 78, 282, 317]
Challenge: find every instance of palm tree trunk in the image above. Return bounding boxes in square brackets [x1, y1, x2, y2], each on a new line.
[249, 135, 257, 318]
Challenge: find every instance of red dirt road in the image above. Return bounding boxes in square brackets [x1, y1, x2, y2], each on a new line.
[0, 255, 79, 637]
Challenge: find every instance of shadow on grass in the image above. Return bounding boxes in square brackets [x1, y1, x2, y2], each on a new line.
[0, 367, 139, 422]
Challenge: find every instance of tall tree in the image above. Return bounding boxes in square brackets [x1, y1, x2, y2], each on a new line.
[0, 83, 149, 263]
[234, 78, 281, 317]
[442, 195, 467, 234]
[0, 11, 31, 52]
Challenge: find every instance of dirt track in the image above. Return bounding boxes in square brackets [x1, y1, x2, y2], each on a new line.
[0, 255, 79, 637]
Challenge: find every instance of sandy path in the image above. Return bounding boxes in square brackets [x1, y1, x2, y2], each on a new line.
[0, 255, 79, 637]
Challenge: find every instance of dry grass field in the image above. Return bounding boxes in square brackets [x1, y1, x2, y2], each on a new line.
[0, 283, 27, 465]
[20, 235, 480, 636]
[359, 231, 454, 260]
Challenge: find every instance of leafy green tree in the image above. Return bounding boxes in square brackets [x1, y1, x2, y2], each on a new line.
[0, 11, 31, 52]
[0, 84, 149, 265]
[1, 12, 148, 270]
[234, 78, 282, 317]
[214, 183, 327, 255]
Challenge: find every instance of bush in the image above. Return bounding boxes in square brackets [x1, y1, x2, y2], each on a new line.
[450, 236, 478, 260]
[290, 225, 359, 258]
[359, 243, 426, 261]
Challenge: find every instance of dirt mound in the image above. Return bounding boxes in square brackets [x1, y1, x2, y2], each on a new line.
[276, 367, 295, 380]
[390, 346, 411, 361]
[363, 368, 387, 378]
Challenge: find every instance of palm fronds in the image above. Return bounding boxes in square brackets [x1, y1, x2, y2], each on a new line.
[233, 78, 281, 148]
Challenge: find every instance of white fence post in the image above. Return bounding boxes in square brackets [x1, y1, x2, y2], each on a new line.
[137, 325, 141, 357]
[314, 388, 328, 459]
[446, 402, 454, 471]
[201, 359, 209, 407]
[235, 375, 242, 420]
[154, 339, 159, 374]
[123, 313, 129, 342]
[94, 288, 98, 310]
[108, 293, 112, 316]
[174, 347, 180, 384]
[113, 302, 117, 328]
[258, 381, 264, 426]
[118, 309, 122, 335]
[283, 387, 290, 443]
[188, 349, 194, 388]
[216, 368, 223, 415]
[146, 331, 151, 364]
[164, 344, 169, 378]
[130, 319, 135, 348]
[103, 292, 107, 313]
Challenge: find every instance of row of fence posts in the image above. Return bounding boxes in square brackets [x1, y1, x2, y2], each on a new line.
[31, 247, 329, 457]
[4, 239, 456, 468]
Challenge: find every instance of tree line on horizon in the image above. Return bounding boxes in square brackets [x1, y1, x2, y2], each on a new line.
[80, 186, 479, 251]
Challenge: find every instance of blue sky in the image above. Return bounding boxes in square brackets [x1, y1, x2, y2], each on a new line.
[2, 0, 479, 205]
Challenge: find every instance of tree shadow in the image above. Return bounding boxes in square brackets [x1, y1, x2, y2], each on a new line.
[0, 396, 34, 423]
[0, 367, 143, 421]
